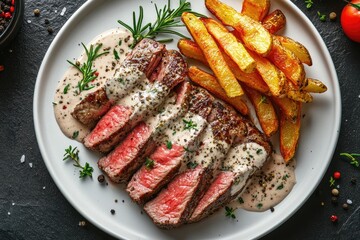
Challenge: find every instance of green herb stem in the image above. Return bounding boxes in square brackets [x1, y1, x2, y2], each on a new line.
[63, 145, 93, 178]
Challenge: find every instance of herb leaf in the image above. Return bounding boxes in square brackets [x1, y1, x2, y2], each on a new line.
[317, 11, 326, 22]
[145, 157, 155, 169]
[340, 152, 360, 168]
[305, 0, 313, 9]
[67, 43, 109, 94]
[63, 145, 93, 178]
[329, 176, 336, 187]
[225, 206, 236, 219]
[187, 161, 198, 169]
[183, 119, 198, 131]
[113, 49, 120, 60]
[63, 84, 70, 94]
[166, 140, 172, 149]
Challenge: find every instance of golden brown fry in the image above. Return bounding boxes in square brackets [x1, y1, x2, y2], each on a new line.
[205, 0, 272, 56]
[285, 80, 313, 103]
[188, 66, 249, 116]
[243, 86, 278, 137]
[241, 0, 270, 21]
[177, 39, 270, 94]
[271, 96, 299, 122]
[202, 18, 256, 73]
[267, 36, 306, 87]
[302, 78, 327, 93]
[262, 9, 286, 34]
[279, 103, 302, 162]
[276, 35, 312, 66]
[181, 12, 243, 97]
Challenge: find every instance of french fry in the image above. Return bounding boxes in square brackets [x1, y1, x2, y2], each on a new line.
[271, 96, 299, 122]
[188, 66, 249, 115]
[243, 86, 278, 137]
[205, 0, 272, 56]
[262, 9, 286, 34]
[177, 39, 270, 94]
[285, 80, 313, 103]
[241, 0, 270, 22]
[202, 18, 256, 73]
[302, 78, 327, 93]
[267, 36, 306, 87]
[279, 103, 302, 162]
[276, 35, 312, 66]
[181, 12, 243, 97]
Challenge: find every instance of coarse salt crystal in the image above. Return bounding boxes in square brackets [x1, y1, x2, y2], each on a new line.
[27, 20, 31, 23]
[43, 186, 46, 190]
[60, 7, 66, 16]
[12, 203, 15, 206]
[347, 199, 353, 205]
[29, 163, 33, 168]
[20, 155, 25, 163]
[55, 10, 58, 13]
[8, 212, 11, 215]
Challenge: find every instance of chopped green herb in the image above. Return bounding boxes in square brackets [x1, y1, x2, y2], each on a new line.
[305, 0, 313, 9]
[145, 157, 155, 169]
[63, 84, 70, 94]
[172, 130, 177, 135]
[238, 197, 244, 204]
[329, 176, 336, 187]
[183, 146, 195, 153]
[118, 40, 122, 46]
[340, 152, 360, 168]
[257, 203, 263, 209]
[225, 206, 236, 219]
[113, 49, 120, 60]
[256, 149, 263, 155]
[282, 174, 290, 180]
[67, 43, 109, 94]
[187, 161, 198, 169]
[276, 183, 284, 190]
[63, 145, 93, 178]
[183, 119, 198, 131]
[258, 95, 268, 105]
[72, 131, 79, 139]
[166, 140, 172, 149]
[317, 11, 326, 22]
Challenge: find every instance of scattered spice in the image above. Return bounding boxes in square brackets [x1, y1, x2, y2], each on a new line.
[110, 209, 115, 215]
[346, 199, 353, 205]
[47, 27, 54, 34]
[342, 203, 349, 210]
[78, 220, 87, 227]
[331, 188, 339, 196]
[351, 177, 357, 185]
[0, 0, 16, 34]
[44, 19, 50, 24]
[331, 196, 338, 205]
[270, 207, 275, 212]
[329, 12, 337, 21]
[97, 174, 105, 183]
[20, 154, 25, 163]
[333, 171, 341, 180]
[330, 215, 338, 223]
[33, 8, 40, 16]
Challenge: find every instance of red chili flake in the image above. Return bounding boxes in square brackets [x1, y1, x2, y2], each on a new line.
[333, 171, 341, 180]
[62, 105, 67, 110]
[0, 12, 4, 18]
[4, 12, 12, 19]
[330, 215, 338, 222]
[10, 6, 15, 13]
[94, 72, 99, 77]
[0, 65, 4, 72]
[12, 0, 15, 6]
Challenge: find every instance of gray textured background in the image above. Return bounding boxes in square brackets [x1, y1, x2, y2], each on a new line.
[0, 0, 359, 239]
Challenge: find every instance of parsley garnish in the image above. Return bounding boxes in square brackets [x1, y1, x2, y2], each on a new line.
[305, 0, 313, 9]
[118, 0, 205, 48]
[340, 152, 360, 168]
[225, 206, 236, 219]
[63, 146, 93, 178]
[257, 203, 263, 209]
[238, 197, 244, 204]
[187, 161, 198, 169]
[276, 183, 284, 190]
[256, 149, 263, 155]
[183, 146, 195, 153]
[145, 157, 155, 169]
[183, 119, 198, 131]
[317, 11, 326, 22]
[72, 131, 79, 139]
[329, 176, 336, 187]
[67, 43, 109, 94]
[63, 84, 70, 94]
[166, 140, 172, 149]
[113, 49, 120, 60]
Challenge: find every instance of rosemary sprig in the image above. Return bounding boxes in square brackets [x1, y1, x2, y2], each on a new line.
[67, 43, 109, 94]
[63, 145, 94, 178]
[340, 152, 360, 168]
[118, 0, 206, 48]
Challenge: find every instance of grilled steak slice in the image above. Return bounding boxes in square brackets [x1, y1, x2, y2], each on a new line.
[189, 107, 272, 223]
[144, 165, 212, 229]
[83, 50, 187, 153]
[127, 87, 214, 205]
[98, 82, 192, 183]
[72, 39, 165, 127]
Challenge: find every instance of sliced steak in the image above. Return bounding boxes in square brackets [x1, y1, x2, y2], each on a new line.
[144, 165, 211, 229]
[71, 39, 165, 127]
[98, 82, 192, 183]
[189, 107, 272, 223]
[127, 87, 214, 205]
[83, 50, 187, 153]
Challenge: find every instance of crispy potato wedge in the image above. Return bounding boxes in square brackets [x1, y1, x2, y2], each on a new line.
[205, 0, 272, 56]
[302, 78, 327, 93]
[262, 9, 286, 34]
[276, 35, 312, 66]
[177, 39, 270, 94]
[285, 80, 313, 103]
[182, 12, 243, 97]
[243, 86, 278, 137]
[267, 36, 306, 87]
[202, 18, 256, 73]
[188, 66, 249, 115]
[271, 96, 299, 122]
[241, 0, 270, 21]
[280, 103, 302, 162]
[246, 48, 286, 97]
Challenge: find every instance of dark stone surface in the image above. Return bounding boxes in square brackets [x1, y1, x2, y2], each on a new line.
[0, 0, 359, 239]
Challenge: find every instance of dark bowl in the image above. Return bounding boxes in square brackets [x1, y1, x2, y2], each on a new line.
[0, 0, 24, 49]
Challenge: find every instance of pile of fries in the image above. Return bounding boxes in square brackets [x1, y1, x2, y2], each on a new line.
[178, 0, 327, 162]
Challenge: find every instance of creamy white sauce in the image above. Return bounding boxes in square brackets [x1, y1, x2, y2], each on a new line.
[232, 153, 296, 212]
[54, 28, 133, 141]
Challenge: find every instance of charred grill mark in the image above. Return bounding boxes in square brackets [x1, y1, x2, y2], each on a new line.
[188, 87, 214, 118]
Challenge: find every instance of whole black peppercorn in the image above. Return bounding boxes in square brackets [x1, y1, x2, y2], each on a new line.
[97, 174, 105, 183]
[331, 196, 338, 205]
[342, 203, 349, 210]
[351, 178, 357, 185]
[110, 209, 115, 215]
[44, 19, 50, 25]
[47, 27, 54, 34]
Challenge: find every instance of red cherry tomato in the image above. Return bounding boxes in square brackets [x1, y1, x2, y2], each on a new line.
[341, 0, 360, 43]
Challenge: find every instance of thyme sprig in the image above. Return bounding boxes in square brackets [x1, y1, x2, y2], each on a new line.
[305, 0, 313, 9]
[118, 0, 206, 48]
[67, 43, 109, 94]
[225, 206, 236, 219]
[63, 145, 94, 178]
[340, 152, 360, 168]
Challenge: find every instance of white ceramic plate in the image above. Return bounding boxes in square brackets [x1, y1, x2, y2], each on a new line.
[33, 0, 341, 239]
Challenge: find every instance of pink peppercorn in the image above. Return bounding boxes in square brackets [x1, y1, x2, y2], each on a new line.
[333, 171, 341, 180]
[330, 215, 338, 222]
